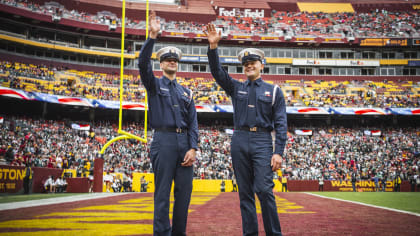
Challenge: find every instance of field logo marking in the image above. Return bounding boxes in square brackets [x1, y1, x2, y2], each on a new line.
[0, 193, 219, 235]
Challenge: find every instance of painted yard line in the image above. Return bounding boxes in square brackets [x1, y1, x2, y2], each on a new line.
[0, 192, 133, 211]
[304, 192, 420, 217]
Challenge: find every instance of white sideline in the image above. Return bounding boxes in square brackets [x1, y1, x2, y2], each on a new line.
[304, 192, 420, 217]
[0, 192, 133, 211]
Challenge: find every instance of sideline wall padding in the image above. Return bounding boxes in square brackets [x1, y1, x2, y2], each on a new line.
[67, 177, 90, 193]
[31, 167, 64, 193]
[288, 180, 412, 192]
[1, 165, 415, 194]
[93, 158, 104, 193]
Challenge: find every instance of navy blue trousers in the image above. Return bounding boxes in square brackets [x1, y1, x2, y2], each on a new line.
[231, 130, 282, 236]
[150, 131, 193, 236]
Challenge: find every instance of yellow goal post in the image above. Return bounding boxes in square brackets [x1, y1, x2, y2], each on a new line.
[100, 0, 150, 154]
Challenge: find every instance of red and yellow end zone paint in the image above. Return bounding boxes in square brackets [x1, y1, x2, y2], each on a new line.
[0, 193, 313, 235]
[257, 196, 315, 214]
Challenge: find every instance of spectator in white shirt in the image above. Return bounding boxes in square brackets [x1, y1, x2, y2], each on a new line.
[44, 175, 55, 193]
[103, 172, 113, 192]
[56, 156, 62, 169]
[54, 177, 61, 192]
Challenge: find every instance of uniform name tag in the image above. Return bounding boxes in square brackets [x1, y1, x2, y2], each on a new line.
[238, 91, 248, 95]
[160, 87, 169, 91]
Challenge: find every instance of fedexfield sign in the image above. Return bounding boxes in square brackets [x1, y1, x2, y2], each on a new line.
[293, 59, 380, 67]
[217, 7, 266, 18]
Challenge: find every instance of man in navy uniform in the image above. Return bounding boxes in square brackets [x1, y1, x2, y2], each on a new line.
[204, 24, 287, 236]
[138, 11, 198, 236]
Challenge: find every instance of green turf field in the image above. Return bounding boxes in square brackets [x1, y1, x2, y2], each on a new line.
[310, 192, 420, 214]
[0, 193, 87, 204]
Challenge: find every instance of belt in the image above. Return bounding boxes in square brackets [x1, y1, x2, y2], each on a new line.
[237, 127, 272, 132]
[154, 127, 188, 133]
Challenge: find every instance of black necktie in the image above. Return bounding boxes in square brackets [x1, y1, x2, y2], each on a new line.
[169, 81, 182, 128]
[247, 81, 256, 127]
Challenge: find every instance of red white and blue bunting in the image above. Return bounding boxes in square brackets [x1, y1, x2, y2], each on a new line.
[0, 86, 419, 115]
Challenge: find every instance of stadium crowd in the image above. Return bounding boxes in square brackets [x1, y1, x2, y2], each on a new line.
[1, 61, 233, 105]
[2, 0, 420, 38]
[332, 10, 420, 38]
[0, 61, 56, 81]
[301, 88, 420, 108]
[1, 116, 419, 185]
[285, 127, 419, 184]
[2, 61, 419, 108]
